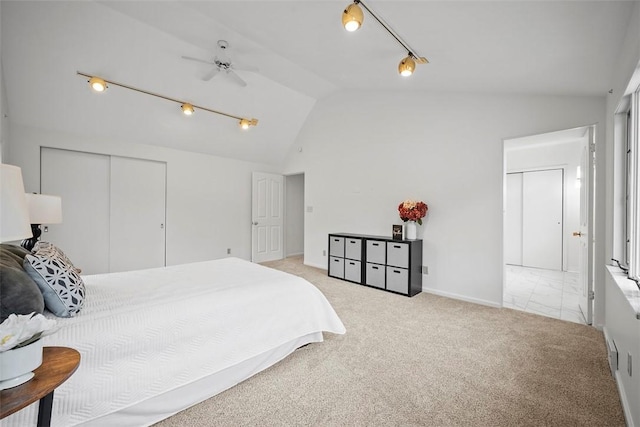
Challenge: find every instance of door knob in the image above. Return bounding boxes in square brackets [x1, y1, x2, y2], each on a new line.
[252, 221, 258, 226]
[572, 231, 582, 237]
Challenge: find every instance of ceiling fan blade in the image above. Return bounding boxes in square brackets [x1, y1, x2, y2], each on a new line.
[181, 55, 216, 66]
[202, 67, 221, 81]
[226, 70, 247, 87]
[233, 63, 259, 73]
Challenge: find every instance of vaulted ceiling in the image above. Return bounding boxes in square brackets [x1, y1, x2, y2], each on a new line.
[1, 1, 634, 166]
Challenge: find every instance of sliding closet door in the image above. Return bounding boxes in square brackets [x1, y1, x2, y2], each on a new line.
[109, 157, 166, 272]
[522, 169, 563, 270]
[41, 148, 110, 274]
[505, 173, 523, 265]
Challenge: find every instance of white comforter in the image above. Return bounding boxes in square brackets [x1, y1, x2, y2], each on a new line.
[2, 257, 345, 426]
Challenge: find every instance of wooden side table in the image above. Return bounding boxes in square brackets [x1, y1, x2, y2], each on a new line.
[0, 346, 80, 427]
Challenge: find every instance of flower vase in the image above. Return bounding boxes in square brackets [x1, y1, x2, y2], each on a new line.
[0, 339, 43, 390]
[405, 221, 417, 240]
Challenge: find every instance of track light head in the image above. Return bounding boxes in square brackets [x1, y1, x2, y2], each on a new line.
[342, 2, 364, 32]
[88, 77, 107, 92]
[239, 118, 258, 130]
[181, 103, 195, 116]
[398, 55, 416, 77]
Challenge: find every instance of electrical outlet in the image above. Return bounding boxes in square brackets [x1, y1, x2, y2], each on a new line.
[227, 248, 231, 255]
[628, 353, 633, 377]
[422, 266, 428, 274]
[323, 250, 326, 256]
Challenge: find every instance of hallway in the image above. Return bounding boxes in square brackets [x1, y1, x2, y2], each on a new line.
[504, 265, 586, 324]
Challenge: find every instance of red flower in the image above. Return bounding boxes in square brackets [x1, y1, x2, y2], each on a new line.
[398, 200, 428, 225]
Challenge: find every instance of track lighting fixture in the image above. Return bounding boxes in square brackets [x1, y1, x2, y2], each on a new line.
[342, 2, 364, 32]
[89, 77, 107, 92]
[398, 55, 416, 77]
[239, 118, 258, 130]
[78, 72, 258, 129]
[181, 103, 195, 116]
[341, 0, 428, 76]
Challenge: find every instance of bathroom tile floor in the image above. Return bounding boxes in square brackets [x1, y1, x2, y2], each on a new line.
[503, 265, 586, 325]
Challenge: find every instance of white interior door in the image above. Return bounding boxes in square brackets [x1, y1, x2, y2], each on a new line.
[578, 133, 594, 324]
[505, 173, 523, 265]
[109, 156, 166, 273]
[522, 169, 563, 270]
[252, 172, 283, 263]
[41, 148, 110, 274]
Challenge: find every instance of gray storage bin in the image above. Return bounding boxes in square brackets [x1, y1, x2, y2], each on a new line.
[365, 262, 385, 289]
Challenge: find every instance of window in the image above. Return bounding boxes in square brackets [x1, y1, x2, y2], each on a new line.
[621, 88, 640, 288]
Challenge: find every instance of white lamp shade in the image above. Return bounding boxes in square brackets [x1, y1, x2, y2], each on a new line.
[25, 193, 62, 224]
[0, 164, 32, 242]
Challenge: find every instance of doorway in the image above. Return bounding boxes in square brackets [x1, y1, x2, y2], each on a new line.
[284, 173, 305, 258]
[251, 172, 305, 263]
[503, 127, 592, 324]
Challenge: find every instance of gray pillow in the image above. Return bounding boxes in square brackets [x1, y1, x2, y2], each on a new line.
[0, 243, 31, 260]
[0, 247, 45, 323]
[24, 251, 85, 318]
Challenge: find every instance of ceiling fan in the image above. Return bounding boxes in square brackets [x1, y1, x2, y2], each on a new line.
[181, 40, 257, 87]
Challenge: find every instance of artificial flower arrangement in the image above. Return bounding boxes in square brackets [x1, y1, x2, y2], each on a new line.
[398, 199, 428, 225]
[0, 313, 57, 352]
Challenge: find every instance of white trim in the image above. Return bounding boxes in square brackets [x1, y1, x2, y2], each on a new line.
[603, 326, 636, 427]
[421, 288, 502, 308]
[305, 261, 327, 270]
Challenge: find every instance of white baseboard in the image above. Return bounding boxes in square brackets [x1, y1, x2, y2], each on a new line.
[421, 288, 502, 308]
[603, 327, 636, 427]
[304, 261, 327, 270]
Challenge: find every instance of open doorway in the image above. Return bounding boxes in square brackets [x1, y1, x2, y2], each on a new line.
[284, 173, 305, 259]
[503, 127, 592, 324]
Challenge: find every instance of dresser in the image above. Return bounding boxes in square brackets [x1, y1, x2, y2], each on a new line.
[328, 233, 423, 297]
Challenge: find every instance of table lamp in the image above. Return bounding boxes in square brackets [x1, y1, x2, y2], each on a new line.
[20, 194, 63, 251]
[0, 164, 32, 243]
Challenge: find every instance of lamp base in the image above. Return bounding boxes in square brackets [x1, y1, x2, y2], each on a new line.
[20, 224, 41, 252]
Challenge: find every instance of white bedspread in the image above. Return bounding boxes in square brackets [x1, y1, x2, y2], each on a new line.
[1, 257, 345, 426]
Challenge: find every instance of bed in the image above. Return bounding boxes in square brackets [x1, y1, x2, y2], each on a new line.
[0, 256, 345, 427]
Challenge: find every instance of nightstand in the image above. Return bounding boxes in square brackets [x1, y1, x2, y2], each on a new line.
[0, 346, 80, 427]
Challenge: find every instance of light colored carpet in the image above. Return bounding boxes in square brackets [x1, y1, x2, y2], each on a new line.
[155, 256, 625, 426]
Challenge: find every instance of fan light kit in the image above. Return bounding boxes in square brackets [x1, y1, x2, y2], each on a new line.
[342, 0, 428, 77]
[78, 71, 258, 130]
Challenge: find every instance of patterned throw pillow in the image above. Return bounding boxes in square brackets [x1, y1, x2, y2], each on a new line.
[23, 247, 85, 317]
[32, 241, 82, 274]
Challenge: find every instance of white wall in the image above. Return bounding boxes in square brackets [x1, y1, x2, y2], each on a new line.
[285, 173, 304, 257]
[604, 2, 640, 425]
[0, 2, 8, 163]
[0, 62, 7, 163]
[283, 91, 605, 307]
[7, 123, 279, 266]
[506, 140, 584, 272]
